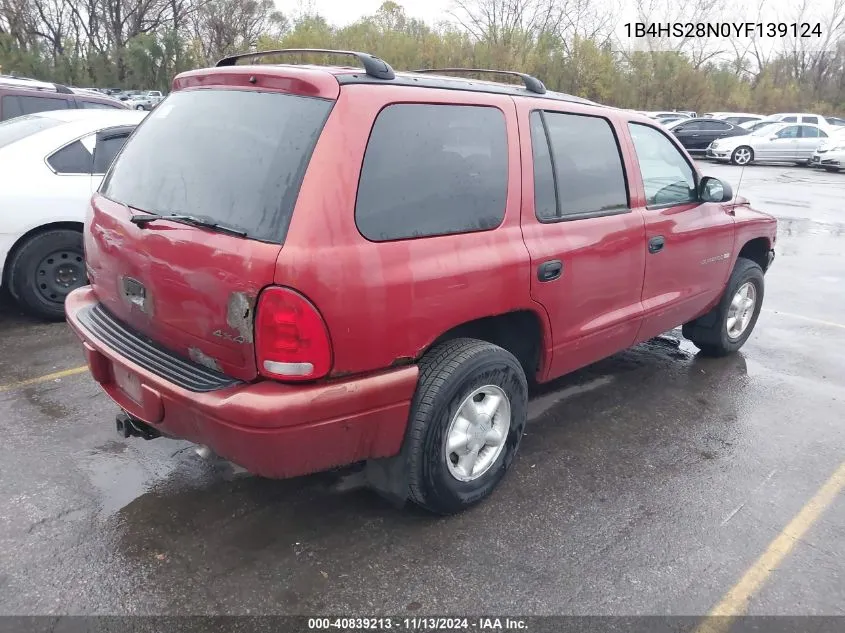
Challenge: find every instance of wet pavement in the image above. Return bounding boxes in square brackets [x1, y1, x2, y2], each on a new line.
[0, 163, 843, 617]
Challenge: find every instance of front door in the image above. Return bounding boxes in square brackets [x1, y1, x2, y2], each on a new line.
[761, 124, 800, 160]
[517, 104, 646, 380]
[625, 122, 736, 343]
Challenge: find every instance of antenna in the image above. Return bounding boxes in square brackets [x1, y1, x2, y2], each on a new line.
[734, 164, 746, 203]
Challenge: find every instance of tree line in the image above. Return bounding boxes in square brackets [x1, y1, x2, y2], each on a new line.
[1, 0, 844, 114]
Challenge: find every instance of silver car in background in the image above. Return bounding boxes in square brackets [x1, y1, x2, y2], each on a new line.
[706, 122, 829, 166]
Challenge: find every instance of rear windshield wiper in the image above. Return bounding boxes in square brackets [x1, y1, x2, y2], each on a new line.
[129, 212, 247, 238]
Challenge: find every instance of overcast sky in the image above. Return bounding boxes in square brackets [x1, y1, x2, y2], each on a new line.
[274, 0, 842, 54]
[274, 0, 838, 27]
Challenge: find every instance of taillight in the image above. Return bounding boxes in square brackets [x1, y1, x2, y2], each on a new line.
[255, 287, 332, 381]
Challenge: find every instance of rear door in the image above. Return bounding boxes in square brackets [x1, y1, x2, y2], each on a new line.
[625, 121, 735, 342]
[796, 125, 826, 160]
[85, 84, 334, 381]
[517, 102, 646, 380]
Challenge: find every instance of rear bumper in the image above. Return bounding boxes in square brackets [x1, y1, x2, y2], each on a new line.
[65, 286, 419, 478]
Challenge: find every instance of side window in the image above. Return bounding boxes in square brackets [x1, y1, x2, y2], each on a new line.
[529, 112, 557, 220]
[93, 133, 130, 173]
[628, 123, 697, 208]
[355, 104, 508, 241]
[709, 121, 732, 130]
[799, 126, 820, 138]
[80, 100, 120, 110]
[804, 116, 818, 124]
[1, 96, 23, 120]
[17, 95, 70, 115]
[47, 140, 93, 174]
[534, 111, 628, 220]
[782, 116, 798, 122]
[776, 126, 800, 139]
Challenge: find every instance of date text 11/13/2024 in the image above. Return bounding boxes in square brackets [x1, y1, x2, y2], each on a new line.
[624, 22, 823, 39]
[307, 617, 528, 630]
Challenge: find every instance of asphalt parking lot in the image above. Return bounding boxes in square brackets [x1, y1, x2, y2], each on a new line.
[0, 162, 843, 618]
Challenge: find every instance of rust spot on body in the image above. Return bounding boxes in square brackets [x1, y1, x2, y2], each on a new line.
[226, 292, 256, 343]
[188, 347, 222, 372]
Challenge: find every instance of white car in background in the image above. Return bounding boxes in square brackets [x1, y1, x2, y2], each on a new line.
[705, 122, 829, 166]
[760, 113, 838, 133]
[0, 109, 146, 319]
[811, 128, 845, 171]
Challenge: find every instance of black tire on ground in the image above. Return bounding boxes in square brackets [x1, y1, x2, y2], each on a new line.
[824, 167, 841, 172]
[731, 146, 754, 166]
[405, 338, 528, 515]
[7, 229, 86, 321]
[682, 257, 765, 357]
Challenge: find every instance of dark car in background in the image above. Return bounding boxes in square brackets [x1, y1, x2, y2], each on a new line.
[665, 117, 749, 155]
[0, 75, 128, 121]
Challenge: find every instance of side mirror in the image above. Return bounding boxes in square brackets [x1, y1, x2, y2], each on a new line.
[699, 176, 733, 203]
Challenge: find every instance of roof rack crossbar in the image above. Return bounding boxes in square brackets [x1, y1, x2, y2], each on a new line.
[215, 48, 395, 80]
[410, 68, 546, 95]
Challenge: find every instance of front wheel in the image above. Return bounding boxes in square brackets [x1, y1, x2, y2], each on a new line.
[731, 146, 754, 166]
[682, 258, 764, 356]
[405, 338, 528, 515]
[135, 104, 145, 110]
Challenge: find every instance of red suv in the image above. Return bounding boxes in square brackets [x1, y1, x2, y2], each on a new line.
[66, 50, 777, 514]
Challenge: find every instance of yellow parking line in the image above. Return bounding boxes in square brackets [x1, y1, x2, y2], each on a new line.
[0, 365, 89, 393]
[763, 309, 845, 330]
[695, 461, 845, 633]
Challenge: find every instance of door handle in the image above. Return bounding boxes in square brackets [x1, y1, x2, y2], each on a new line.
[648, 236, 665, 254]
[538, 260, 563, 282]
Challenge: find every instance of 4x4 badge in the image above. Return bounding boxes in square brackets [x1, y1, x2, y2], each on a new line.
[212, 329, 246, 344]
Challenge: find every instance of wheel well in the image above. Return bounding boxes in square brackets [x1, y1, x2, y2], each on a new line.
[2, 222, 84, 287]
[426, 311, 544, 380]
[738, 237, 771, 272]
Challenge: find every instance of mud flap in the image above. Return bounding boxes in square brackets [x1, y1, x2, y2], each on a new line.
[363, 454, 411, 509]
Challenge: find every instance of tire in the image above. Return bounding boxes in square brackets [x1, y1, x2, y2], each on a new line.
[731, 146, 754, 165]
[824, 167, 840, 172]
[405, 338, 528, 515]
[135, 105, 145, 110]
[7, 229, 86, 320]
[682, 258, 764, 357]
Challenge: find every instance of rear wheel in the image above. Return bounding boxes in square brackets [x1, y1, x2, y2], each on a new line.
[405, 338, 528, 515]
[731, 146, 753, 165]
[7, 229, 86, 320]
[682, 258, 764, 356]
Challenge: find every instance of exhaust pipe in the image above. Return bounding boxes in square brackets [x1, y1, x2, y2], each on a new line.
[115, 411, 161, 440]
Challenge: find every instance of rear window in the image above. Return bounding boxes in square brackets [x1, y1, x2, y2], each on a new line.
[0, 115, 62, 149]
[100, 89, 333, 243]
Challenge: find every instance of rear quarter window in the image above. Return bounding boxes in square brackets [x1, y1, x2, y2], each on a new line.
[355, 104, 508, 241]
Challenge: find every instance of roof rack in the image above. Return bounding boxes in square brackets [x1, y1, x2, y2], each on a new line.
[0, 74, 73, 94]
[215, 48, 395, 80]
[410, 68, 546, 95]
